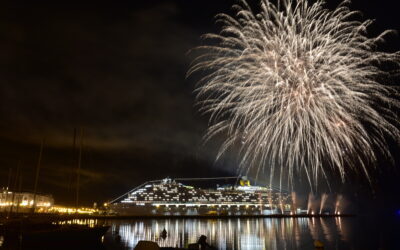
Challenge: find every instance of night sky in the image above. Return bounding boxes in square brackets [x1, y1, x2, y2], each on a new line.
[0, 0, 399, 209]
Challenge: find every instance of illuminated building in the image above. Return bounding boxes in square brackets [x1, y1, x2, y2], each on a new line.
[108, 177, 292, 216]
[50, 206, 98, 214]
[0, 189, 54, 213]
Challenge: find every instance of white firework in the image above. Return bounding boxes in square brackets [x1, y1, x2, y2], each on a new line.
[189, 0, 400, 187]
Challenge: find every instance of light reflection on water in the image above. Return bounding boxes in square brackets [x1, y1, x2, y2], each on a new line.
[105, 217, 355, 250]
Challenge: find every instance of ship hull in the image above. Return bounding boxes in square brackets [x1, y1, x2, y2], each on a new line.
[109, 203, 282, 216]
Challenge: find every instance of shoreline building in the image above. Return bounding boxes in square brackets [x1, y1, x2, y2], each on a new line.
[108, 177, 292, 216]
[0, 189, 54, 213]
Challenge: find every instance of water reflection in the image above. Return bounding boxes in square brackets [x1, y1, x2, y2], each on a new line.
[106, 217, 355, 250]
[57, 219, 99, 228]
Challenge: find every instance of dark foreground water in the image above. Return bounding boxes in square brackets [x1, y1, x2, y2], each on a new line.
[99, 216, 400, 250]
[2, 216, 397, 249]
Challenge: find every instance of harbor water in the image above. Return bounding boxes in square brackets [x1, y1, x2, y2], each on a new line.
[99, 216, 400, 250]
[1, 216, 399, 249]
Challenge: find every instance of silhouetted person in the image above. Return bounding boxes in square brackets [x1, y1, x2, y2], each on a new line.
[161, 228, 167, 239]
[197, 235, 212, 250]
[115, 233, 121, 243]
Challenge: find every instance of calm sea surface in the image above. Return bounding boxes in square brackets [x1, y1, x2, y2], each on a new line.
[99, 216, 400, 250]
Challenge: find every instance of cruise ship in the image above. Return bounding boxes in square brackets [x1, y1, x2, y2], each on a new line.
[108, 177, 292, 216]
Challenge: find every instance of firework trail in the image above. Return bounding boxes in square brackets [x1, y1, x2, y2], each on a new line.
[189, 0, 400, 188]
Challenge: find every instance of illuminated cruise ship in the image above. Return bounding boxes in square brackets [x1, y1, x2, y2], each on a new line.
[108, 177, 292, 216]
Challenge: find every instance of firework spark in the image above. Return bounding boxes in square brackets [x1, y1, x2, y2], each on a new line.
[189, 0, 400, 187]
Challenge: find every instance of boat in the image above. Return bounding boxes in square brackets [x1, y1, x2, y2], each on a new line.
[108, 177, 292, 216]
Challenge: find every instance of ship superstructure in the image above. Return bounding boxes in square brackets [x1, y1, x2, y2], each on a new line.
[109, 177, 292, 216]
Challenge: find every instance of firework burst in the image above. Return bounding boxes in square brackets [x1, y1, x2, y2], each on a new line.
[189, 0, 400, 188]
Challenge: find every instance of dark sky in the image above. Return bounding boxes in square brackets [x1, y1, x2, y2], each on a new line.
[0, 0, 399, 208]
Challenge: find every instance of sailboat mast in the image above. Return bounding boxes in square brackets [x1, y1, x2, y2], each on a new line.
[68, 128, 77, 199]
[9, 160, 21, 215]
[16, 175, 22, 213]
[3, 168, 13, 213]
[76, 128, 83, 212]
[32, 139, 44, 213]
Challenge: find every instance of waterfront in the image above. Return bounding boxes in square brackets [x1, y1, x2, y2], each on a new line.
[0, 215, 398, 249]
[100, 216, 400, 250]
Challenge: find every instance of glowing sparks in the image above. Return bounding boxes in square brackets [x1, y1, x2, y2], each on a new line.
[189, 0, 400, 187]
